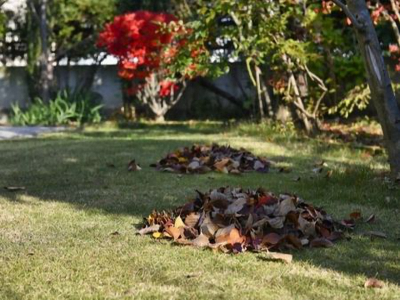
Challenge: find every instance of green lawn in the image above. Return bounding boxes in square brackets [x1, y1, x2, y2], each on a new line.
[0, 122, 399, 299]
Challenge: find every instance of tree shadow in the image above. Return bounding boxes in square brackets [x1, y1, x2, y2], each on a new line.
[0, 128, 399, 285]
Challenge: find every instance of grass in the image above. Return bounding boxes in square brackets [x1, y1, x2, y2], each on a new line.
[0, 121, 399, 299]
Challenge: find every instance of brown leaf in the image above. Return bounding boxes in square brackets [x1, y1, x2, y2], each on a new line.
[110, 231, 120, 236]
[229, 169, 242, 175]
[267, 252, 293, 264]
[325, 170, 333, 179]
[350, 211, 362, 220]
[184, 213, 200, 227]
[192, 233, 210, 247]
[327, 231, 343, 242]
[364, 278, 384, 288]
[262, 233, 281, 246]
[310, 238, 334, 248]
[128, 160, 142, 172]
[200, 216, 219, 237]
[215, 226, 244, 245]
[214, 158, 231, 172]
[298, 216, 316, 237]
[137, 225, 160, 236]
[276, 197, 296, 216]
[284, 234, 303, 249]
[182, 227, 198, 239]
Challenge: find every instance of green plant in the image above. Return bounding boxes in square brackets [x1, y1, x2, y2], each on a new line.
[10, 91, 103, 126]
[328, 83, 371, 118]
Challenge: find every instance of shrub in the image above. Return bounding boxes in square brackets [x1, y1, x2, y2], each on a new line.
[10, 91, 103, 126]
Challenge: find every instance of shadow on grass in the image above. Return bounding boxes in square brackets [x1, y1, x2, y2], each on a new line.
[0, 127, 399, 285]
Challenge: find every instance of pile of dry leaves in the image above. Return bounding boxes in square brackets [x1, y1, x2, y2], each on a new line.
[138, 187, 349, 260]
[150, 144, 270, 174]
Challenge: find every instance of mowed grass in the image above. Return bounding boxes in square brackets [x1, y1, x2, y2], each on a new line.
[0, 122, 399, 300]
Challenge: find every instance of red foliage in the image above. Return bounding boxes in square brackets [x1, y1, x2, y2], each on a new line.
[97, 11, 180, 96]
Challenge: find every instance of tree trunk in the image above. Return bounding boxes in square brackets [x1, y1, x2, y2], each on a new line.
[347, 0, 400, 179]
[38, 0, 53, 103]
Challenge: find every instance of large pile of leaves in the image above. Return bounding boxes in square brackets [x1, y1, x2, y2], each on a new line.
[138, 187, 348, 258]
[150, 144, 270, 174]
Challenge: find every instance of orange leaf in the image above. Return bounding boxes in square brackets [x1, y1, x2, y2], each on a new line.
[350, 211, 362, 220]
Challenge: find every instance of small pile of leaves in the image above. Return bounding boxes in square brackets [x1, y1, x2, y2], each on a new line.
[138, 187, 348, 258]
[150, 144, 270, 174]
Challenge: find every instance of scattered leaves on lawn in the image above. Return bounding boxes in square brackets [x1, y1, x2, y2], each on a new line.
[139, 187, 350, 256]
[364, 278, 384, 288]
[151, 144, 271, 174]
[128, 160, 142, 172]
[4, 186, 26, 191]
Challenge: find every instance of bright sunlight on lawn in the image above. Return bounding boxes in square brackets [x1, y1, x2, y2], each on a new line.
[0, 122, 399, 299]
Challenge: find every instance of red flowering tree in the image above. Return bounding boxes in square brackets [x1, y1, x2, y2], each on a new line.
[97, 10, 186, 121]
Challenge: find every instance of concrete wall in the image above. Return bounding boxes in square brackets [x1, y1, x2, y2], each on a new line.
[0, 65, 124, 110]
[0, 63, 253, 118]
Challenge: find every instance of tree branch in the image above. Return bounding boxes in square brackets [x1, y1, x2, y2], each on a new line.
[331, 0, 363, 30]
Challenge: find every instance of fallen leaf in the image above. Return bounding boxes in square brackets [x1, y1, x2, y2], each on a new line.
[363, 231, 387, 239]
[225, 198, 247, 215]
[152, 232, 163, 239]
[137, 225, 160, 236]
[200, 216, 219, 237]
[215, 226, 244, 245]
[285, 234, 303, 249]
[365, 214, 375, 223]
[184, 213, 200, 227]
[165, 226, 181, 240]
[174, 216, 185, 228]
[267, 252, 293, 264]
[192, 233, 210, 247]
[262, 233, 281, 246]
[214, 158, 231, 172]
[277, 197, 296, 216]
[254, 160, 265, 171]
[4, 186, 26, 191]
[350, 211, 362, 220]
[325, 170, 333, 179]
[364, 278, 384, 288]
[110, 231, 120, 236]
[128, 160, 142, 172]
[310, 238, 334, 248]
